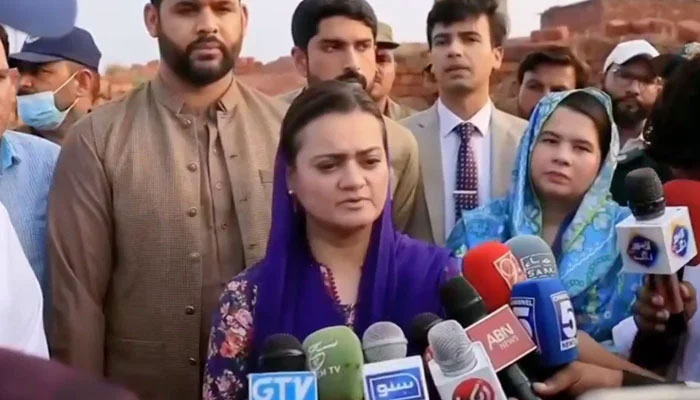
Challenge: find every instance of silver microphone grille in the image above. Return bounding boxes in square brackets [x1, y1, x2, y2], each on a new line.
[428, 320, 477, 376]
[362, 321, 408, 363]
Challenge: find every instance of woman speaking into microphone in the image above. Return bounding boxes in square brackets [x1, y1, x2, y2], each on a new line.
[203, 81, 458, 399]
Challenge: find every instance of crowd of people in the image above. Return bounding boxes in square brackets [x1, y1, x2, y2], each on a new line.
[2, 0, 700, 399]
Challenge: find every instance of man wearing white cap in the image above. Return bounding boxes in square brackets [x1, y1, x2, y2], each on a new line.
[603, 39, 672, 204]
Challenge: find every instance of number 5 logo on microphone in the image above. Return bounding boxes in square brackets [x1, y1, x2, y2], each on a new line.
[510, 297, 536, 342]
[551, 292, 577, 351]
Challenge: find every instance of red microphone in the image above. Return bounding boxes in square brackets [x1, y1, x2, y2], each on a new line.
[664, 180, 700, 267]
[462, 242, 528, 312]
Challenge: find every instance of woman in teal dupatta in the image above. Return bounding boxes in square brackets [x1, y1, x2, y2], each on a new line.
[447, 88, 643, 343]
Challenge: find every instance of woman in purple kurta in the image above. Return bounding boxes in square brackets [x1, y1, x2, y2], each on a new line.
[203, 81, 457, 399]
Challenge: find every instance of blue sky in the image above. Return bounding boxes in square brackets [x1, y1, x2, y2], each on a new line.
[8, 0, 582, 70]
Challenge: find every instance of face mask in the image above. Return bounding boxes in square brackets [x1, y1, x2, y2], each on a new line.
[17, 71, 80, 131]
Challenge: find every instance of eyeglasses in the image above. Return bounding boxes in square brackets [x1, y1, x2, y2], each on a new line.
[610, 66, 660, 90]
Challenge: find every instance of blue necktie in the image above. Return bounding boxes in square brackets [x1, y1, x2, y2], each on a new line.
[454, 122, 479, 220]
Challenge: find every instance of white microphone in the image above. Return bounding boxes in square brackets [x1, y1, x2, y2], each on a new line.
[617, 168, 697, 275]
[427, 320, 507, 400]
[361, 322, 429, 400]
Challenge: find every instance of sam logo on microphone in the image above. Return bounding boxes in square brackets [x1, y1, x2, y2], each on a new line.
[249, 372, 318, 400]
[551, 291, 577, 351]
[518, 253, 557, 279]
[671, 225, 690, 257]
[365, 367, 425, 400]
[452, 378, 495, 400]
[627, 235, 659, 267]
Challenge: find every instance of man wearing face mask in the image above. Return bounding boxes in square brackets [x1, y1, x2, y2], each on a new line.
[10, 27, 101, 146]
[47, 1, 286, 399]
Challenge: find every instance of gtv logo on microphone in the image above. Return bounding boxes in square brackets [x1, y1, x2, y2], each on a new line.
[249, 372, 318, 400]
[365, 367, 426, 400]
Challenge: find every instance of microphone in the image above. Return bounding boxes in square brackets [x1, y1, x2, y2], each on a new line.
[362, 322, 408, 362]
[258, 334, 307, 372]
[510, 278, 580, 371]
[410, 313, 443, 354]
[248, 371, 318, 400]
[617, 168, 697, 278]
[302, 326, 364, 400]
[462, 241, 528, 312]
[441, 277, 540, 400]
[664, 180, 700, 267]
[427, 319, 507, 400]
[361, 322, 430, 399]
[506, 235, 559, 279]
[249, 334, 318, 399]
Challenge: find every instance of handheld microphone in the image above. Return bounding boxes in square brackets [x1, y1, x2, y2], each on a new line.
[441, 277, 540, 400]
[361, 322, 430, 400]
[664, 180, 700, 268]
[506, 235, 559, 279]
[258, 334, 307, 372]
[250, 334, 317, 399]
[362, 322, 408, 363]
[462, 242, 528, 312]
[427, 320, 507, 400]
[410, 313, 443, 353]
[302, 326, 364, 400]
[617, 169, 697, 276]
[510, 278, 579, 371]
[248, 371, 318, 400]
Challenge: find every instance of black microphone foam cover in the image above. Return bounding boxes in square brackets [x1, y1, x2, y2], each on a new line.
[258, 333, 306, 372]
[410, 312, 442, 351]
[625, 167, 665, 220]
[440, 277, 488, 328]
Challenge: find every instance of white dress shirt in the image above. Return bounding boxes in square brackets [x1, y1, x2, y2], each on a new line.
[437, 98, 493, 239]
[0, 202, 48, 359]
[620, 133, 646, 155]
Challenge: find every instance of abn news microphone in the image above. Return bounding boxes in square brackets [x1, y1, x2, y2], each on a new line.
[361, 322, 429, 400]
[462, 242, 527, 312]
[249, 334, 318, 400]
[506, 235, 558, 280]
[427, 319, 507, 400]
[303, 326, 364, 400]
[441, 277, 540, 400]
[617, 168, 697, 276]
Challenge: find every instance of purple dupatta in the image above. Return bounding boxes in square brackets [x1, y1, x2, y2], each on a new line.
[246, 146, 456, 358]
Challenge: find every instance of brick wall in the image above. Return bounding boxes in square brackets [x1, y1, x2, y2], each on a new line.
[542, 0, 603, 34]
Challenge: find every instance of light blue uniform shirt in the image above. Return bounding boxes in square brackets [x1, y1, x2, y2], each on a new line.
[0, 131, 59, 311]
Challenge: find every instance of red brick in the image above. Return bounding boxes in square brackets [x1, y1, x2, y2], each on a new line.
[678, 20, 700, 42]
[531, 26, 570, 43]
[605, 19, 630, 38]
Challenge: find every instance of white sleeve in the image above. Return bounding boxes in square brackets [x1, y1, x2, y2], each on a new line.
[0, 203, 48, 359]
[612, 316, 638, 359]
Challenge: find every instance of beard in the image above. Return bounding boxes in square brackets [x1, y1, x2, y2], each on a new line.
[308, 67, 372, 92]
[158, 30, 241, 87]
[611, 95, 651, 129]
